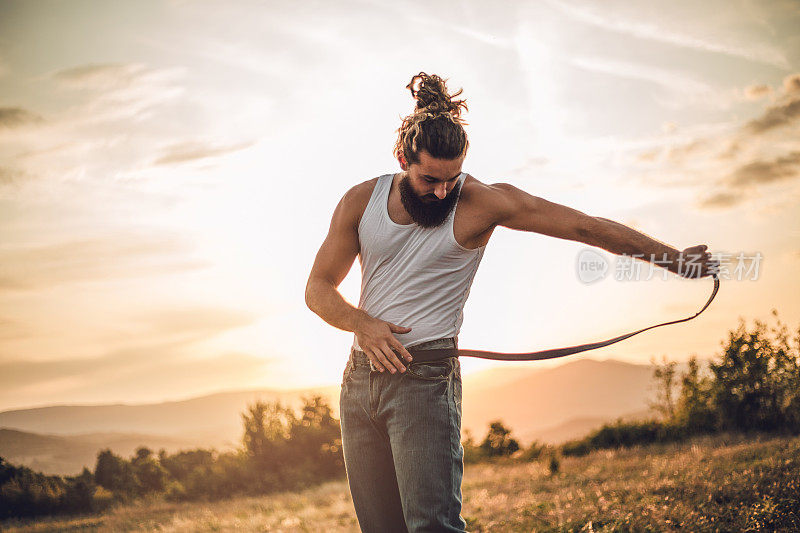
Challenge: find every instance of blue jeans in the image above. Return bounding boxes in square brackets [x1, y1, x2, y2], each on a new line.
[340, 337, 467, 533]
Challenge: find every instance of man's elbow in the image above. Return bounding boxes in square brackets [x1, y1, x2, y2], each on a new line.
[304, 277, 317, 311]
[305, 276, 333, 312]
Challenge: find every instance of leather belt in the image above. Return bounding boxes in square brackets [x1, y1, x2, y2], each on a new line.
[406, 274, 719, 363]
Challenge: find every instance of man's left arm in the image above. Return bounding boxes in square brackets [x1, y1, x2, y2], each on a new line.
[485, 182, 718, 278]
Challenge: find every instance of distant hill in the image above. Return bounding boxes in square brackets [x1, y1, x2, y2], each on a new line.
[461, 358, 665, 442]
[524, 409, 654, 444]
[0, 428, 203, 476]
[1, 358, 689, 474]
[0, 386, 341, 449]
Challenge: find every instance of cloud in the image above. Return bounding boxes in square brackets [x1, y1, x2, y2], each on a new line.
[47, 62, 185, 127]
[716, 140, 742, 160]
[153, 140, 255, 166]
[0, 232, 210, 291]
[543, 0, 791, 69]
[634, 72, 800, 211]
[744, 84, 772, 100]
[728, 151, 800, 187]
[636, 149, 659, 162]
[570, 56, 716, 105]
[662, 121, 677, 134]
[663, 138, 712, 165]
[0, 107, 43, 128]
[127, 305, 259, 340]
[745, 98, 800, 134]
[0, 346, 271, 407]
[0, 316, 31, 340]
[744, 73, 800, 134]
[784, 73, 800, 94]
[0, 301, 262, 406]
[0, 167, 27, 186]
[0, 61, 190, 199]
[697, 190, 746, 209]
[51, 63, 150, 91]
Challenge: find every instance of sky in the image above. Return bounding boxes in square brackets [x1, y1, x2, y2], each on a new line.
[1, 0, 798, 411]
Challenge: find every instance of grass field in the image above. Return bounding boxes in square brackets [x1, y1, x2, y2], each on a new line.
[4, 432, 799, 532]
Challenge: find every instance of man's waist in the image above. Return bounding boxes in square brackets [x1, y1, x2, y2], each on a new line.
[350, 336, 459, 365]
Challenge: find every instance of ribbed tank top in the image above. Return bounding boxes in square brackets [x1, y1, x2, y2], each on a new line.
[352, 172, 486, 350]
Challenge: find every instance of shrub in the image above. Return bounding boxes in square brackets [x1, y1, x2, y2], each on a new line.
[479, 421, 520, 458]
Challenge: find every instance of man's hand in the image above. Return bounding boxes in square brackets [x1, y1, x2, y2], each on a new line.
[354, 314, 414, 373]
[668, 245, 720, 279]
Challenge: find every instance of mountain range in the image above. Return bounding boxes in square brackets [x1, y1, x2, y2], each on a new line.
[1, 358, 688, 475]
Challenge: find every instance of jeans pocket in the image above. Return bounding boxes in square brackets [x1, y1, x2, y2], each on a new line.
[452, 360, 462, 408]
[341, 360, 354, 387]
[406, 357, 455, 381]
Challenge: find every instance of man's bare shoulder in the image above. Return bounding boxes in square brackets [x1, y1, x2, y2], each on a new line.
[460, 173, 513, 214]
[347, 176, 380, 201]
[338, 176, 381, 226]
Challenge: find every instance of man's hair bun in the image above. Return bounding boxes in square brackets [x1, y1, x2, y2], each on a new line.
[406, 72, 468, 121]
[393, 72, 470, 165]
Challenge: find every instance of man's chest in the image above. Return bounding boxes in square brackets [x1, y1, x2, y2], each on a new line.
[385, 183, 495, 250]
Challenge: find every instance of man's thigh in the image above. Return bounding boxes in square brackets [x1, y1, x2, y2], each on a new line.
[340, 359, 408, 533]
[386, 358, 467, 532]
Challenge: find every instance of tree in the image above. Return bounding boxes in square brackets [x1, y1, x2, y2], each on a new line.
[241, 400, 296, 490]
[61, 467, 97, 512]
[673, 356, 716, 433]
[239, 397, 345, 492]
[93, 449, 139, 497]
[160, 449, 215, 482]
[709, 310, 800, 432]
[479, 421, 520, 457]
[94, 449, 125, 492]
[131, 455, 168, 494]
[288, 396, 344, 480]
[648, 354, 678, 421]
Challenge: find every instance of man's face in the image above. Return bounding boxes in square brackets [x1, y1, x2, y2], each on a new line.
[398, 150, 465, 228]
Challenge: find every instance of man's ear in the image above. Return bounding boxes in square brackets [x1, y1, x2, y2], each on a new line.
[397, 152, 408, 171]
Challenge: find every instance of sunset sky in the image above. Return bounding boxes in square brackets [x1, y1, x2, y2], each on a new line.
[1, 0, 798, 411]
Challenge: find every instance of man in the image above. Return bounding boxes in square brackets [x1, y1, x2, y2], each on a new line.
[305, 72, 716, 532]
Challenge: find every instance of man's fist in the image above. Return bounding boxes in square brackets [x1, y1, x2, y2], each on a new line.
[669, 245, 720, 279]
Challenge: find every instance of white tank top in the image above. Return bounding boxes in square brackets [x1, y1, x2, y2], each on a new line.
[352, 172, 486, 350]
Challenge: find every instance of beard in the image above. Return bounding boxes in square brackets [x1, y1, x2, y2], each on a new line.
[398, 174, 462, 228]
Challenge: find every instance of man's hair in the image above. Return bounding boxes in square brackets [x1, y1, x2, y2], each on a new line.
[393, 72, 469, 165]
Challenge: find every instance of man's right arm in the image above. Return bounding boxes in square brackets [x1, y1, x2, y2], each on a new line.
[304, 186, 367, 333]
[305, 184, 413, 373]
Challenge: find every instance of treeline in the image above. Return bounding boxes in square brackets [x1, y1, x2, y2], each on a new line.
[0, 459, 108, 520]
[0, 395, 343, 520]
[562, 309, 800, 456]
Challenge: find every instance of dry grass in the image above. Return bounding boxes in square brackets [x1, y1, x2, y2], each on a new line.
[4, 432, 799, 532]
[461, 432, 800, 531]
